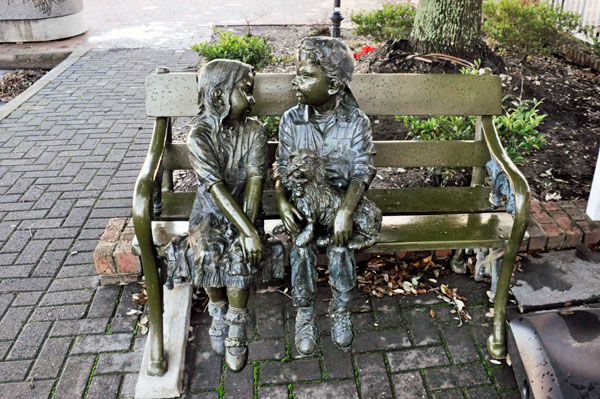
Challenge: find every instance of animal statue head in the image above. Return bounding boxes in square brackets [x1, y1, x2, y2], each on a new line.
[280, 150, 328, 199]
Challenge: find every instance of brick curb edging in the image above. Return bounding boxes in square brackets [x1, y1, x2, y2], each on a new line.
[95, 200, 600, 283]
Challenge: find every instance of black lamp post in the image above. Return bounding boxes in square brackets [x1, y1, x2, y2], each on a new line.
[330, 0, 343, 38]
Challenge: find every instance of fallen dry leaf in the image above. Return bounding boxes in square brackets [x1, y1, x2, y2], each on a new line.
[430, 309, 436, 318]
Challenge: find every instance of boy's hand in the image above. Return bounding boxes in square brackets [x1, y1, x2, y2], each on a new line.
[277, 198, 303, 235]
[240, 233, 264, 265]
[333, 207, 353, 246]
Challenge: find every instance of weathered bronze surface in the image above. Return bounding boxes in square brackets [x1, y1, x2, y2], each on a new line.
[274, 37, 381, 355]
[163, 59, 283, 372]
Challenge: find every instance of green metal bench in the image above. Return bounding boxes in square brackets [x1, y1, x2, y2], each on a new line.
[133, 68, 530, 376]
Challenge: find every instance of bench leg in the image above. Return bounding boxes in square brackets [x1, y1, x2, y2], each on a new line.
[487, 244, 518, 359]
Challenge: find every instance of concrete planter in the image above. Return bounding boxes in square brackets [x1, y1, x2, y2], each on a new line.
[0, 0, 87, 43]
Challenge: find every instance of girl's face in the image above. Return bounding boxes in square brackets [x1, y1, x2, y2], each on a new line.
[227, 72, 255, 121]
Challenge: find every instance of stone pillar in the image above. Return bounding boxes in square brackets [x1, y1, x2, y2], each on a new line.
[0, 0, 87, 43]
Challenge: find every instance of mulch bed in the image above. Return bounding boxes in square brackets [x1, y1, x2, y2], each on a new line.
[0, 69, 46, 103]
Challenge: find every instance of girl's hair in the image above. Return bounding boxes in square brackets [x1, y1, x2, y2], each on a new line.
[194, 59, 254, 135]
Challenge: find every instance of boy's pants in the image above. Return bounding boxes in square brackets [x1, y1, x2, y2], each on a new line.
[290, 243, 356, 307]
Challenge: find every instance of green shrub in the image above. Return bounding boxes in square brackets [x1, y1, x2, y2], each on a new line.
[483, 0, 580, 55]
[258, 116, 280, 141]
[191, 30, 273, 70]
[398, 98, 547, 162]
[351, 4, 415, 42]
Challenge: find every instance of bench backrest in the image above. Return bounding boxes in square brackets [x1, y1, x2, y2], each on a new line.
[145, 72, 503, 219]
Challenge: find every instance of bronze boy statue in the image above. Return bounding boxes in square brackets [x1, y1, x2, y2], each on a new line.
[274, 37, 378, 355]
[165, 59, 282, 371]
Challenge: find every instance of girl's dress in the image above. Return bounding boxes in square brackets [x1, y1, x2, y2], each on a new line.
[165, 118, 284, 289]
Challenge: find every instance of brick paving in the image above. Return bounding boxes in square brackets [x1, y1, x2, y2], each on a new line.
[1, 27, 598, 399]
[0, 47, 199, 399]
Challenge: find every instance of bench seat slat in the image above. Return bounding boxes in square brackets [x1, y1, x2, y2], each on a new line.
[159, 186, 495, 220]
[163, 141, 490, 170]
[133, 212, 513, 257]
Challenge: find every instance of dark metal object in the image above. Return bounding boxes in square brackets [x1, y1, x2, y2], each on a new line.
[330, 0, 343, 38]
[508, 307, 600, 399]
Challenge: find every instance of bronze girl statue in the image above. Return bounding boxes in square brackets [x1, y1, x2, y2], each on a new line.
[165, 59, 282, 371]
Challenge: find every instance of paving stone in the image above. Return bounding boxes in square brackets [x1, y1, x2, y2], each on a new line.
[87, 374, 122, 399]
[0, 293, 15, 316]
[465, 386, 501, 399]
[321, 338, 355, 380]
[255, 304, 285, 339]
[0, 380, 54, 399]
[443, 328, 481, 364]
[425, 364, 491, 390]
[387, 346, 450, 372]
[0, 253, 19, 266]
[40, 289, 94, 306]
[95, 351, 142, 374]
[32, 250, 69, 277]
[405, 308, 441, 345]
[7, 321, 52, 360]
[0, 265, 34, 278]
[119, 373, 137, 398]
[372, 295, 404, 328]
[30, 337, 73, 379]
[188, 347, 222, 390]
[353, 329, 411, 352]
[115, 284, 142, 317]
[0, 341, 11, 360]
[56, 264, 97, 278]
[224, 364, 253, 397]
[434, 390, 466, 399]
[491, 367, 518, 390]
[248, 339, 285, 361]
[392, 371, 428, 399]
[257, 385, 289, 399]
[51, 317, 109, 336]
[54, 355, 96, 399]
[0, 277, 52, 293]
[49, 276, 99, 291]
[512, 250, 600, 310]
[356, 353, 393, 399]
[31, 304, 87, 321]
[294, 379, 359, 398]
[0, 359, 32, 382]
[0, 306, 32, 340]
[12, 291, 42, 307]
[260, 358, 321, 384]
[88, 285, 121, 318]
[72, 333, 132, 354]
[109, 316, 136, 334]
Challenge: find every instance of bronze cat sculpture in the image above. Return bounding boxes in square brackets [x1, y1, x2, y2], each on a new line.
[274, 149, 382, 251]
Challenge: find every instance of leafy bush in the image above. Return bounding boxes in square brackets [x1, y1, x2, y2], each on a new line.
[258, 116, 280, 141]
[483, 0, 581, 55]
[399, 98, 547, 162]
[494, 98, 547, 162]
[191, 30, 273, 70]
[351, 4, 415, 42]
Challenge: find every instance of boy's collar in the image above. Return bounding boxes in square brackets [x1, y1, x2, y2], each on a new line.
[293, 97, 353, 124]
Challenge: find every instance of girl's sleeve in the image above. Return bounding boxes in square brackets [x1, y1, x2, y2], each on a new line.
[187, 124, 222, 190]
[246, 121, 268, 179]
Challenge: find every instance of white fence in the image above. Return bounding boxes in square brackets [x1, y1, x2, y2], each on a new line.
[551, 0, 599, 35]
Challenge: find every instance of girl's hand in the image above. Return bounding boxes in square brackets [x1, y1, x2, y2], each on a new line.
[277, 198, 303, 235]
[240, 233, 264, 265]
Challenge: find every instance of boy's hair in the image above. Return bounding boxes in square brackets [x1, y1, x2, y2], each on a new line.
[297, 36, 355, 90]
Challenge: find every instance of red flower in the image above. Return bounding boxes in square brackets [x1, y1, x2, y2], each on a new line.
[353, 45, 376, 59]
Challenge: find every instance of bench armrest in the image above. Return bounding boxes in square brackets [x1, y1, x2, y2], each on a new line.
[131, 116, 169, 375]
[481, 115, 530, 232]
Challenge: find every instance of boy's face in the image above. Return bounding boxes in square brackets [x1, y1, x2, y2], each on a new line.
[227, 72, 255, 121]
[292, 59, 331, 106]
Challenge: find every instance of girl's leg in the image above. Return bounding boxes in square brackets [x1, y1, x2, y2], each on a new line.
[205, 287, 227, 302]
[224, 287, 250, 372]
[205, 287, 228, 356]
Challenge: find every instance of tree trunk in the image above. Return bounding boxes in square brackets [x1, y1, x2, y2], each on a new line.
[409, 0, 484, 59]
